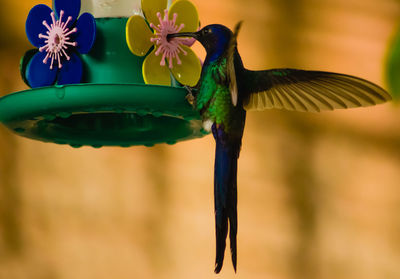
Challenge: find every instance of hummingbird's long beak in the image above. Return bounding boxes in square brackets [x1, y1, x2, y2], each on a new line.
[167, 31, 199, 40]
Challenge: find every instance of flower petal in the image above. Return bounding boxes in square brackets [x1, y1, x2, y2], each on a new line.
[171, 45, 201, 86]
[20, 49, 39, 87]
[126, 15, 154, 56]
[168, 0, 199, 33]
[75, 12, 96, 54]
[26, 51, 58, 88]
[25, 4, 53, 48]
[57, 52, 83, 85]
[143, 48, 171, 86]
[53, 0, 81, 26]
[141, 0, 167, 27]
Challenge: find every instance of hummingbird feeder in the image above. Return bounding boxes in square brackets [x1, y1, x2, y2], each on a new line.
[0, 0, 207, 148]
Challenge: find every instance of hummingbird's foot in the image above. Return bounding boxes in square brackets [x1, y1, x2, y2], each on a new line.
[186, 92, 195, 105]
[184, 85, 195, 105]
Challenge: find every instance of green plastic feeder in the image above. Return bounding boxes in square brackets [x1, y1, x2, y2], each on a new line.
[0, 18, 206, 148]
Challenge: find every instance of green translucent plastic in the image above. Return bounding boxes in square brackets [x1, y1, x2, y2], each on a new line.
[387, 24, 400, 100]
[0, 84, 206, 148]
[81, 18, 147, 84]
[0, 17, 207, 147]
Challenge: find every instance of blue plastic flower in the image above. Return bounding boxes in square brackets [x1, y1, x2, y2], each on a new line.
[24, 0, 96, 88]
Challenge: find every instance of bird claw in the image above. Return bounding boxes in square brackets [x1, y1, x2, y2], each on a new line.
[184, 85, 195, 105]
[186, 93, 195, 105]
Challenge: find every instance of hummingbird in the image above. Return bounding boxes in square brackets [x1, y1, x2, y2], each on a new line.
[168, 22, 391, 273]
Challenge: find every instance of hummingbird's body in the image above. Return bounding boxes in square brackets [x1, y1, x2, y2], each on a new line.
[169, 23, 391, 273]
[196, 51, 246, 273]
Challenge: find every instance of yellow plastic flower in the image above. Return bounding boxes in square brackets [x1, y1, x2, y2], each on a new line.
[126, 0, 201, 86]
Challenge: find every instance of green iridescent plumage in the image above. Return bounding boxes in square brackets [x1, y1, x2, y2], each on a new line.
[196, 59, 237, 130]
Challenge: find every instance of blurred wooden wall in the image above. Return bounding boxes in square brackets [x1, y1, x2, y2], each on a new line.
[1, 0, 400, 278]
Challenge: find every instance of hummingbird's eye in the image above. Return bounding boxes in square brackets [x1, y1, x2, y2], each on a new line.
[204, 28, 211, 34]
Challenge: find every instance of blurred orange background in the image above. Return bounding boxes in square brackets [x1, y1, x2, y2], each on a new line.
[1, 0, 400, 278]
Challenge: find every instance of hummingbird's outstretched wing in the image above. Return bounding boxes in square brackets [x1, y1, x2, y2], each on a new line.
[241, 69, 391, 112]
[226, 21, 242, 107]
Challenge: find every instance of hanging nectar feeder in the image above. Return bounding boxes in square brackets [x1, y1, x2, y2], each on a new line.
[0, 0, 206, 148]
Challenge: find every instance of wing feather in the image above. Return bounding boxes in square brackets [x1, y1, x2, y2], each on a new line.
[242, 69, 391, 112]
[285, 86, 309, 111]
[275, 85, 296, 110]
[270, 90, 284, 109]
[226, 21, 242, 107]
[306, 80, 353, 108]
[287, 84, 320, 112]
[295, 82, 335, 110]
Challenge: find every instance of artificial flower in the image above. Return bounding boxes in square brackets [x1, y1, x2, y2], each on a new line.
[126, 0, 202, 86]
[23, 0, 96, 88]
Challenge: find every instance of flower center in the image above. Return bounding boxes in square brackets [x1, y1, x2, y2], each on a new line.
[38, 10, 78, 70]
[150, 9, 192, 69]
[54, 34, 60, 45]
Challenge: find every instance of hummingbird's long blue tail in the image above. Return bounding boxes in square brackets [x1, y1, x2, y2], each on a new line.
[212, 124, 239, 273]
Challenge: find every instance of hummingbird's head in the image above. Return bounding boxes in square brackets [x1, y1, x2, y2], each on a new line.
[168, 24, 233, 60]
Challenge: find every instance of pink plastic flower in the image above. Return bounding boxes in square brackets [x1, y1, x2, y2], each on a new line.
[126, 0, 201, 86]
[38, 10, 78, 70]
[150, 9, 193, 68]
[23, 0, 96, 88]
